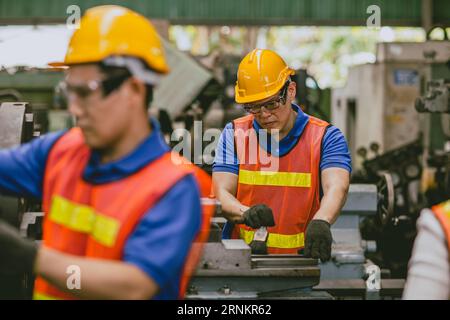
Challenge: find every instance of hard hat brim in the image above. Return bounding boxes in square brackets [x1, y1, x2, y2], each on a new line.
[48, 61, 67, 68]
[235, 69, 295, 104]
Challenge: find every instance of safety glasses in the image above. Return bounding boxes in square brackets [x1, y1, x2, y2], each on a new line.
[243, 81, 290, 115]
[60, 72, 131, 101]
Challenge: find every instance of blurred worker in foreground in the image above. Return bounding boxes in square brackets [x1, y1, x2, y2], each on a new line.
[213, 49, 351, 260]
[403, 199, 450, 299]
[0, 5, 212, 300]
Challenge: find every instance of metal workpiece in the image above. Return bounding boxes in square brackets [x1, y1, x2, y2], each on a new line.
[198, 240, 252, 270]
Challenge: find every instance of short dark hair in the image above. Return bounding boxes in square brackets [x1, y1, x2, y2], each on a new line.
[98, 63, 154, 109]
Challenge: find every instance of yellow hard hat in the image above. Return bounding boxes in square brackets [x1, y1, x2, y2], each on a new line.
[50, 5, 169, 74]
[235, 49, 294, 104]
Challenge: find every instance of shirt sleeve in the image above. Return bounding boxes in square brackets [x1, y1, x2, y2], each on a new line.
[212, 122, 239, 175]
[320, 125, 352, 173]
[0, 131, 65, 198]
[403, 209, 450, 300]
[123, 174, 202, 298]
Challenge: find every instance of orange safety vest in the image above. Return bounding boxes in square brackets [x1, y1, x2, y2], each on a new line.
[431, 199, 450, 252]
[231, 114, 329, 254]
[33, 128, 213, 300]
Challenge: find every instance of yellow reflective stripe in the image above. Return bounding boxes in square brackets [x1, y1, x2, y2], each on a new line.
[49, 196, 73, 226]
[239, 228, 305, 249]
[33, 292, 60, 300]
[240, 227, 255, 244]
[92, 214, 120, 247]
[238, 169, 311, 188]
[440, 200, 450, 218]
[70, 205, 96, 233]
[267, 232, 305, 249]
[49, 195, 120, 247]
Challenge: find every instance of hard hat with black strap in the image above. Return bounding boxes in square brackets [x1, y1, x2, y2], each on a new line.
[235, 49, 295, 104]
[50, 5, 169, 84]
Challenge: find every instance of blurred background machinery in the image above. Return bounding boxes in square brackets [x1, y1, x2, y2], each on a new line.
[332, 37, 450, 277]
[0, 101, 38, 299]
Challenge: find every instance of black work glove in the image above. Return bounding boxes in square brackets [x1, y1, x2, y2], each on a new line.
[242, 204, 275, 229]
[301, 219, 332, 262]
[0, 220, 38, 275]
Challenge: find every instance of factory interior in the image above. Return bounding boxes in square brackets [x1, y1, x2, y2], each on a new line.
[0, 0, 449, 301]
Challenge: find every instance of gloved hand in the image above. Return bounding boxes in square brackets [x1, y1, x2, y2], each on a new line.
[301, 219, 332, 262]
[0, 220, 38, 275]
[242, 204, 275, 229]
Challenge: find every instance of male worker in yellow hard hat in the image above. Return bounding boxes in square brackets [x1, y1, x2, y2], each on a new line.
[0, 5, 211, 299]
[403, 199, 450, 299]
[213, 49, 351, 259]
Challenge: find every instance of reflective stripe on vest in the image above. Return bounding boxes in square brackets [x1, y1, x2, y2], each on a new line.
[431, 199, 450, 252]
[238, 169, 311, 188]
[33, 292, 60, 300]
[239, 228, 305, 249]
[435, 200, 450, 218]
[49, 195, 120, 247]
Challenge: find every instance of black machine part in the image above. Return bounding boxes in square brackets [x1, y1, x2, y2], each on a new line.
[415, 79, 450, 113]
[377, 172, 395, 226]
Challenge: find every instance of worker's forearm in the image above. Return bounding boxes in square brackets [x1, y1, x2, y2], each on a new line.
[313, 185, 348, 224]
[217, 188, 249, 223]
[35, 246, 158, 299]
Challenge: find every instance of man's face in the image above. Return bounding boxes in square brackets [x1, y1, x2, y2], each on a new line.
[65, 64, 134, 150]
[249, 82, 296, 133]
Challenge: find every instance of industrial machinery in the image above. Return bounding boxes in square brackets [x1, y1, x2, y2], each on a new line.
[0, 101, 38, 299]
[333, 38, 450, 278]
[187, 184, 404, 300]
[416, 75, 450, 206]
[416, 79, 450, 113]
[332, 40, 450, 171]
[187, 240, 327, 299]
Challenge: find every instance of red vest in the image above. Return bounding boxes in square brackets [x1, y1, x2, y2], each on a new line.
[232, 114, 328, 254]
[34, 128, 212, 299]
[431, 200, 450, 252]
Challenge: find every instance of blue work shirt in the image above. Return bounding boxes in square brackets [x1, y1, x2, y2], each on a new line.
[213, 104, 352, 238]
[0, 118, 201, 300]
